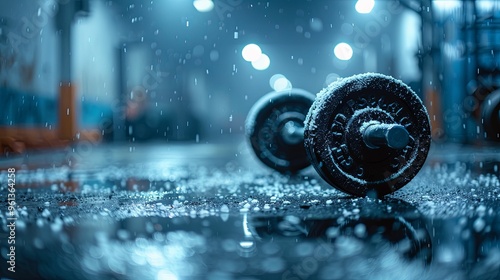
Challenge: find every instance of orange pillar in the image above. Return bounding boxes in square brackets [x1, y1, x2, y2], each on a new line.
[59, 83, 77, 141]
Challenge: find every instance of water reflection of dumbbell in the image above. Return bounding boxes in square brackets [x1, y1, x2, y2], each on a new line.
[249, 198, 432, 266]
[246, 73, 431, 197]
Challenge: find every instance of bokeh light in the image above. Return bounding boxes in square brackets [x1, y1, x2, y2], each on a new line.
[193, 0, 214, 12]
[325, 73, 340, 85]
[242, 44, 263, 62]
[270, 74, 292, 91]
[355, 0, 375, 14]
[251, 53, 270, 70]
[334, 43, 353, 61]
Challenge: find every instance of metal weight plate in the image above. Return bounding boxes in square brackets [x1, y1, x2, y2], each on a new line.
[304, 73, 431, 196]
[246, 89, 315, 173]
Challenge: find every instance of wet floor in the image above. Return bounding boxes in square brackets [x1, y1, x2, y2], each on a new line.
[0, 139, 499, 280]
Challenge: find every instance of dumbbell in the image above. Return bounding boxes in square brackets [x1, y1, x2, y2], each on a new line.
[465, 83, 500, 141]
[482, 89, 500, 140]
[246, 73, 431, 196]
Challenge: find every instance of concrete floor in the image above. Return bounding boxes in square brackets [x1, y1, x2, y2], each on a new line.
[0, 138, 499, 280]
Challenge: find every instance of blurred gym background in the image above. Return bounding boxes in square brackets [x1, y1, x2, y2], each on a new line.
[1, 0, 499, 154]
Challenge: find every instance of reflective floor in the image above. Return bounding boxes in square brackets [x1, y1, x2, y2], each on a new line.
[0, 138, 499, 280]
